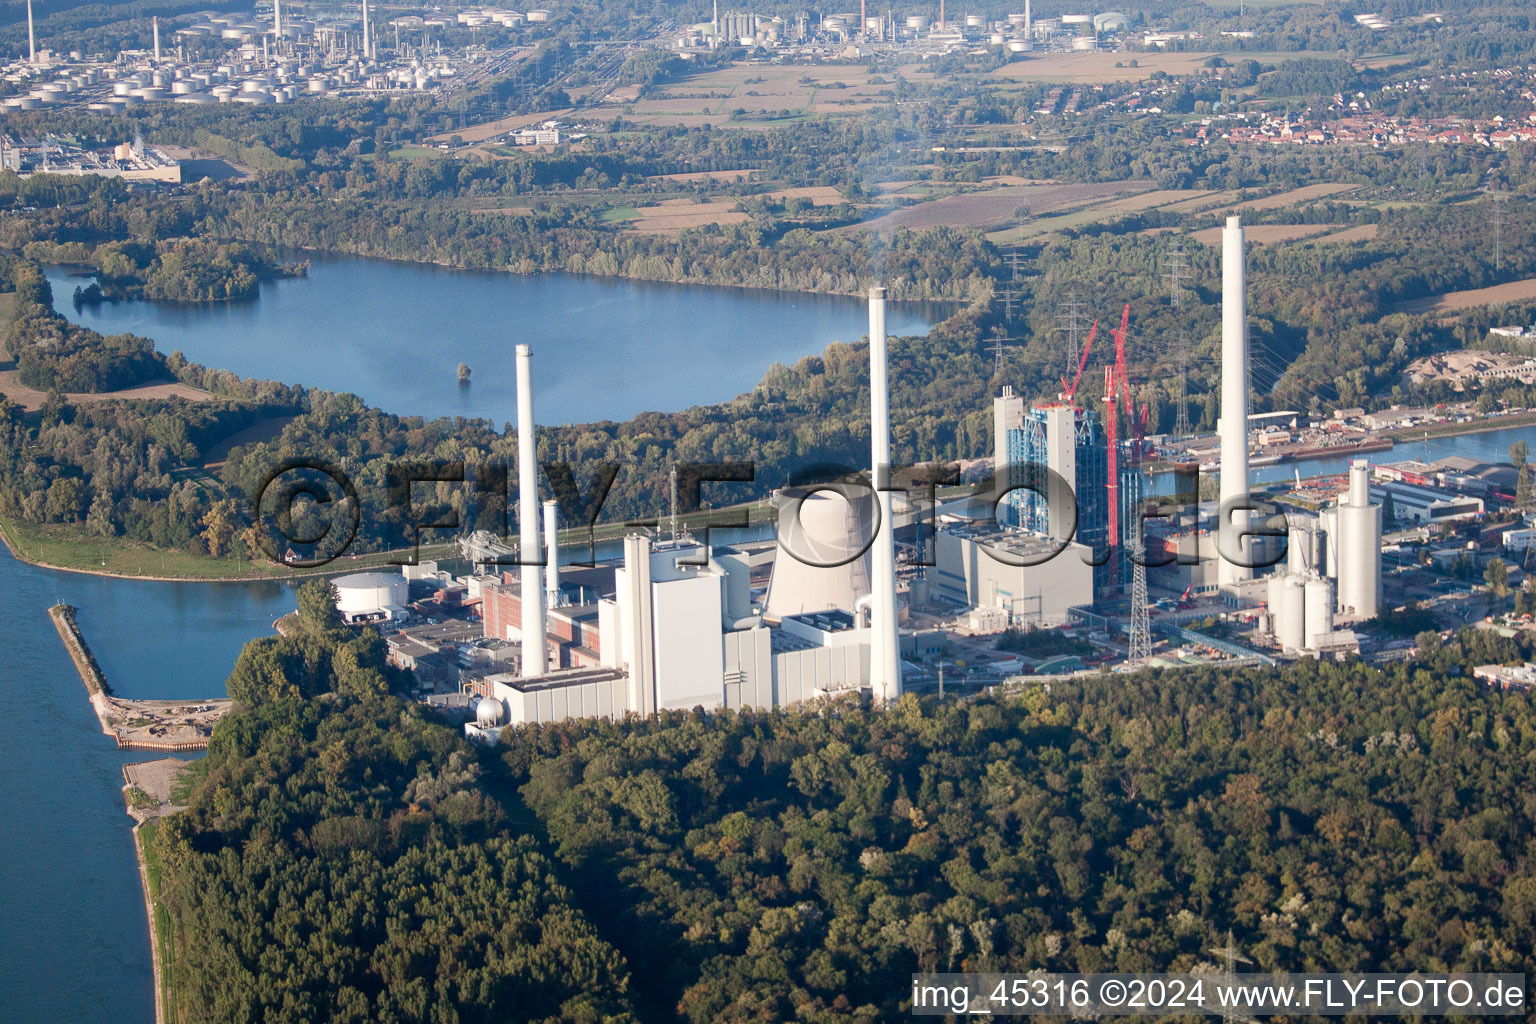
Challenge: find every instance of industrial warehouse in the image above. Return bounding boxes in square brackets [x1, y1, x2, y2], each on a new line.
[276, 214, 1534, 742]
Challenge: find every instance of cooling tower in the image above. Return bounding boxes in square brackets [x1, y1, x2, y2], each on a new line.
[764, 487, 874, 620]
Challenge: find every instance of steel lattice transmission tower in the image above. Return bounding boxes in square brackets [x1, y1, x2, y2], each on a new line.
[1055, 285, 1089, 381]
[1128, 507, 1152, 662]
[999, 248, 1027, 322]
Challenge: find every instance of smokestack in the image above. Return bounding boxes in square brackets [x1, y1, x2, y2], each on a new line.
[275, 0, 283, 45]
[868, 286, 902, 702]
[27, 0, 35, 63]
[153, 17, 160, 61]
[1218, 215, 1252, 587]
[543, 499, 560, 608]
[516, 345, 545, 677]
[361, 0, 371, 59]
[1025, 0, 1032, 39]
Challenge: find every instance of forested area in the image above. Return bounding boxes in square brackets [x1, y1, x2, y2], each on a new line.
[4, 261, 164, 390]
[154, 620, 1536, 1022]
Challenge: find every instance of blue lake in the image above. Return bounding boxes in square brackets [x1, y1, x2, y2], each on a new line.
[45, 257, 943, 426]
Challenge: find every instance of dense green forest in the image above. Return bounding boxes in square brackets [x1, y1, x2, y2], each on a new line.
[154, 620, 1536, 1022]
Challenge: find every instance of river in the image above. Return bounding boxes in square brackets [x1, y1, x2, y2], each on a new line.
[44, 258, 943, 426]
[0, 546, 292, 1024]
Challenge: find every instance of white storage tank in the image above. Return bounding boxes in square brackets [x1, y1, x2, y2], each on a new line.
[1276, 575, 1306, 652]
[1319, 503, 1339, 578]
[1304, 577, 1334, 650]
[906, 14, 929, 31]
[965, 14, 985, 28]
[1008, 39, 1030, 51]
[333, 572, 410, 624]
[526, 8, 551, 22]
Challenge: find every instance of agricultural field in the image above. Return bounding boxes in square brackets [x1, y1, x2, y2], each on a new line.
[425, 107, 572, 144]
[1395, 277, 1536, 315]
[1236, 182, 1359, 209]
[758, 185, 847, 206]
[582, 63, 903, 126]
[1309, 223, 1381, 244]
[625, 198, 751, 233]
[1191, 223, 1336, 246]
[988, 187, 1213, 242]
[645, 168, 755, 183]
[856, 179, 1144, 232]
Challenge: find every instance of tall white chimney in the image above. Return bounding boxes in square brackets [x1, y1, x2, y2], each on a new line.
[543, 499, 560, 609]
[361, 0, 372, 59]
[1025, 0, 1032, 38]
[274, 0, 283, 45]
[26, 0, 35, 63]
[516, 344, 545, 677]
[868, 286, 902, 702]
[1218, 215, 1252, 587]
[153, 17, 160, 61]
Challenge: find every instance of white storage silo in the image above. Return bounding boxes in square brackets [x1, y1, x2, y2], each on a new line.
[1276, 575, 1306, 652]
[1319, 503, 1339, 578]
[1304, 576, 1334, 650]
[1336, 460, 1381, 620]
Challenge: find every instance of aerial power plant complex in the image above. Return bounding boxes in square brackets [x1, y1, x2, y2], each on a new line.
[467, 288, 906, 739]
[458, 212, 1392, 739]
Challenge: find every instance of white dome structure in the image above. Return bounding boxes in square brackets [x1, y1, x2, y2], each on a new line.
[475, 696, 508, 727]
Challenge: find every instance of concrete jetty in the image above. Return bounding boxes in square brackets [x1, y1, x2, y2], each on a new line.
[48, 604, 230, 750]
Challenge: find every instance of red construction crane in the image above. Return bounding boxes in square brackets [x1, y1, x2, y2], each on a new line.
[1105, 361, 1120, 592]
[1058, 318, 1099, 405]
[1104, 303, 1152, 593]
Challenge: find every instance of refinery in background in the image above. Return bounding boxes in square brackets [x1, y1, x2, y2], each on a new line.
[278, 214, 1536, 741]
[1, 1, 562, 112]
[0, 0, 1151, 117]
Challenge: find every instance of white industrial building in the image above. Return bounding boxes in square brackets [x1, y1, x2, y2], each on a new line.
[1368, 481, 1484, 524]
[1262, 460, 1381, 655]
[934, 524, 1093, 627]
[468, 287, 903, 742]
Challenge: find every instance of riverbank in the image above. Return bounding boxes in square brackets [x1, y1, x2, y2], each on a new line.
[1, 516, 458, 583]
[1381, 408, 1536, 444]
[132, 819, 175, 1024]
